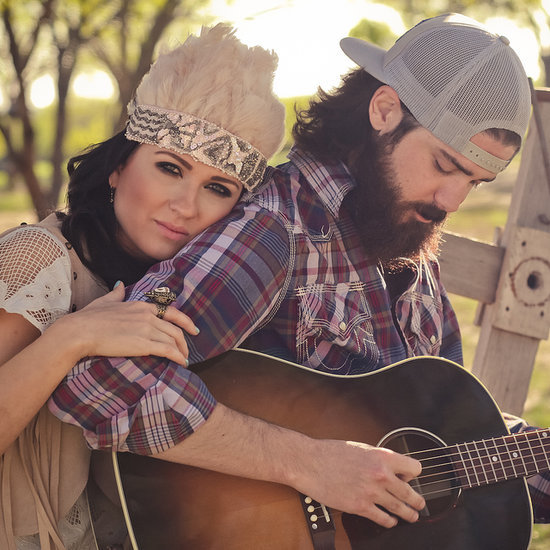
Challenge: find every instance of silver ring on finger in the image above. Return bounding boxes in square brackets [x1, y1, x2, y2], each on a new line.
[155, 302, 168, 319]
[145, 286, 177, 319]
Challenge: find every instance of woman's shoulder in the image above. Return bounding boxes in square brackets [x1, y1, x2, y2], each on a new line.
[0, 223, 73, 332]
[0, 222, 71, 271]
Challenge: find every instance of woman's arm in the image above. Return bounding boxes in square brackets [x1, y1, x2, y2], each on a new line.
[0, 283, 197, 454]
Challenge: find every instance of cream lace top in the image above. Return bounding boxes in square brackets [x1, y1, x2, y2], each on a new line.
[0, 226, 72, 332]
[0, 224, 96, 550]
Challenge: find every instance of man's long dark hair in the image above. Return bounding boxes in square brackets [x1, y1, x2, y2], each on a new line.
[60, 131, 153, 289]
[293, 69, 382, 165]
[293, 68, 420, 171]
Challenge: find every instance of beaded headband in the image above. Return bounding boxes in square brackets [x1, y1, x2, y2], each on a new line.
[126, 102, 268, 191]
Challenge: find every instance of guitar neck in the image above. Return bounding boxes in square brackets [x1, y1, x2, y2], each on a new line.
[438, 429, 550, 489]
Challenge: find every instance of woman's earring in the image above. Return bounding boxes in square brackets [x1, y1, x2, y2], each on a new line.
[109, 186, 115, 204]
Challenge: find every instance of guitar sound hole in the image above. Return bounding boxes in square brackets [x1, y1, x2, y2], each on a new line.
[379, 428, 460, 519]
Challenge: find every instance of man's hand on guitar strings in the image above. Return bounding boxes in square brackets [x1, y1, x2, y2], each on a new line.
[292, 439, 425, 529]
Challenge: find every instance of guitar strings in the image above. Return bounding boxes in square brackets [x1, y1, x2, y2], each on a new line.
[402, 429, 550, 467]
[386, 430, 550, 498]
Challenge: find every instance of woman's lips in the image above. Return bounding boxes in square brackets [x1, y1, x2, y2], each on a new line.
[155, 220, 189, 241]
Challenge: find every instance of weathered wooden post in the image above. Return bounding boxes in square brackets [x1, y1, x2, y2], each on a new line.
[439, 89, 550, 415]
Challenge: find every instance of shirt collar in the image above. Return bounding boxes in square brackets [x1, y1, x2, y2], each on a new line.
[288, 147, 356, 219]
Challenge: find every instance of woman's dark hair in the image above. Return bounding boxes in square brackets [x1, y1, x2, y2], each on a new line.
[60, 131, 153, 289]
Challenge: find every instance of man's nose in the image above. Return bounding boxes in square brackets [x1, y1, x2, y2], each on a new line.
[433, 179, 472, 214]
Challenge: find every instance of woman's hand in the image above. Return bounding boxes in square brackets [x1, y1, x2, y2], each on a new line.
[47, 282, 197, 366]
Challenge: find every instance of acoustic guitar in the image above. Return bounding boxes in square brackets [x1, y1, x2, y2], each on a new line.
[111, 349, 547, 549]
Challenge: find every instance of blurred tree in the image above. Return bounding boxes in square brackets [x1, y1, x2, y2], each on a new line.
[379, 0, 550, 84]
[348, 18, 396, 49]
[380, 0, 541, 29]
[0, 0, 207, 220]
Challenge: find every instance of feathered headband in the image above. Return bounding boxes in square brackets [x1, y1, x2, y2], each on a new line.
[125, 24, 285, 191]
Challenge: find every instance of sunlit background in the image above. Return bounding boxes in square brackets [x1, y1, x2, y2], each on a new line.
[3, 6, 550, 548]
[10, 0, 550, 110]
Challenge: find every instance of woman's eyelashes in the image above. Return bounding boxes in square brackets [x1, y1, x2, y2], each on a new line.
[157, 161, 183, 177]
[156, 161, 234, 198]
[206, 182, 232, 197]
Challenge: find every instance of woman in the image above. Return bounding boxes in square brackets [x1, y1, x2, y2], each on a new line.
[0, 24, 285, 550]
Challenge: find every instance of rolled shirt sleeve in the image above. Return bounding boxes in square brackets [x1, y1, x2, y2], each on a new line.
[49, 205, 291, 454]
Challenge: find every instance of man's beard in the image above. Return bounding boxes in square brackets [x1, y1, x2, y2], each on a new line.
[344, 132, 446, 267]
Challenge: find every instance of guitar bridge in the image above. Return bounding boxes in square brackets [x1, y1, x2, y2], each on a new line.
[300, 494, 336, 549]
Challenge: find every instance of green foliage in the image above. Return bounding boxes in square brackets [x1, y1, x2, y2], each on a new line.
[349, 18, 396, 48]
[380, 0, 542, 28]
[65, 97, 118, 153]
[0, 188, 32, 211]
[269, 94, 311, 166]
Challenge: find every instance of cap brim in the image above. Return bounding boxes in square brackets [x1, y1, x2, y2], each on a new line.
[340, 37, 388, 84]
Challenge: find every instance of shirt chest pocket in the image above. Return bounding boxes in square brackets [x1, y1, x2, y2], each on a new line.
[398, 291, 444, 356]
[295, 281, 379, 372]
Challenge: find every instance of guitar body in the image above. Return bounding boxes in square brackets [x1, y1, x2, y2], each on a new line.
[115, 350, 533, 549]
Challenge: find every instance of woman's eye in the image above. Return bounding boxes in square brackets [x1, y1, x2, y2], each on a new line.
[157, 162, 182, 176]
[207, 182, 232, 197]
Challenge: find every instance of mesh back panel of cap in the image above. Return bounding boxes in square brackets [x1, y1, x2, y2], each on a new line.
[446, 51, 523, 127]
[402, 27, 494, 99]
[389, 23, 529, 155]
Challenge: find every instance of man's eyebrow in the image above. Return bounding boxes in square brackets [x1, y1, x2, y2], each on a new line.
[440, 149, 496, 183]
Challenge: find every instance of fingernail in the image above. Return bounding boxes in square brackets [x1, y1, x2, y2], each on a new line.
[194, 326, 200, 335]
[113, 280, 122, 289]
[185, 358, 189, 367]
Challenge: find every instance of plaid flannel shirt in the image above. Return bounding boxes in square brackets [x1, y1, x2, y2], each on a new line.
[50, 147, 462, 447]
[49, 148, 550, 520]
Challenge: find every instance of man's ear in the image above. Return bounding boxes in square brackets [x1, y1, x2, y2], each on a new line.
[369, 85, 403, 134]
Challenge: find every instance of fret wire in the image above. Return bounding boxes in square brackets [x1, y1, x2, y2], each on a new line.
[530, 432, 546, 472]
[537, 431, 550, 470]
[482, 438, 498, 483]
[521, 432, 539, 474]
[508, 434, 528, 476]
[456, 443, 473, 487]
[489, 437, 507, 482]
[500, 435, 517, 479]
[470, 440, 489, 485]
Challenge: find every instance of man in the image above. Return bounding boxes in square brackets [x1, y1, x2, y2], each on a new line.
[51, 14, 548, 529]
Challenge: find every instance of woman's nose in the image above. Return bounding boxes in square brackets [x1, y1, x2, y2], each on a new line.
[170, 186, 199, 218]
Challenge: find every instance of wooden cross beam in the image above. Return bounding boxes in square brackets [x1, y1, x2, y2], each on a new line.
[439, 89, 550, 415]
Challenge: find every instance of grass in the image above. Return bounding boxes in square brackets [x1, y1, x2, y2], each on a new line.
[1, 165, 550, 547]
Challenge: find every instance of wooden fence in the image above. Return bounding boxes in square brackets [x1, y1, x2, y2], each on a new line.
[439, 88, 550, 415]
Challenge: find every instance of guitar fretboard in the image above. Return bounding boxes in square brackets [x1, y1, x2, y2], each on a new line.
[441, 429, 550, 489]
